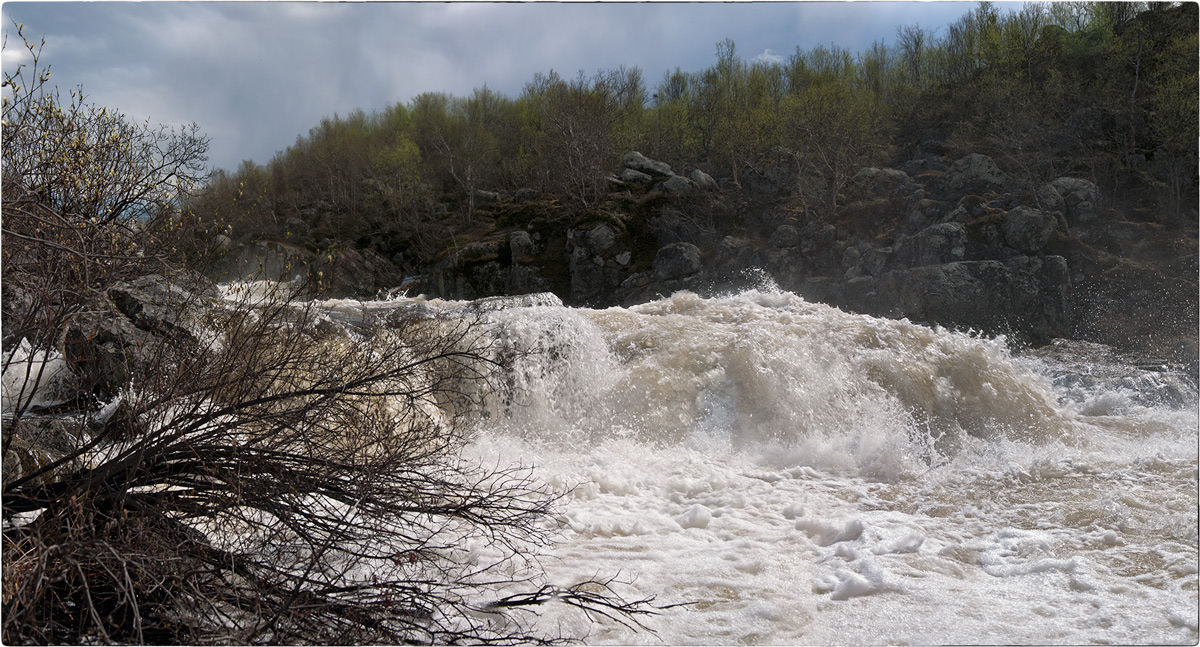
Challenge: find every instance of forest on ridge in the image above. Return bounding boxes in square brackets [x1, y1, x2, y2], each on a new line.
[186, 1, 1197, 265]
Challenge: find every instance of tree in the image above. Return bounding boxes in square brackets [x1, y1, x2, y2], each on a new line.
[523, 67, 645, 205]
[783, 79, 883, 217]
[1, 22, 209, 397]
[645, 67, 701, 171]
[410, 88, 505, 222]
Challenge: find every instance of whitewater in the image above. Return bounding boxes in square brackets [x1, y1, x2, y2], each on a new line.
[319, 286, 1198, 643]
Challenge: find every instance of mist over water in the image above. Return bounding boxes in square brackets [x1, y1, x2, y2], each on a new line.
[320, 287, 1198, 644]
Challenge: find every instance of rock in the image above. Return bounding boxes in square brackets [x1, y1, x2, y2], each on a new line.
[1034, 183, 1066, 214]
[107, 274, 203, 341]
[622, 151, 674, 178]
[316, 247, 406, 298]
[565, 225, 632, 305]
[10, 415, 89, 456]
[585, 223, 618, 253]
[743, 149, 799, 198]
[842, 246, 862, 275]
[284, 216, 311, 242]
[850, 167, 913, 199]
[209, 240, 313, 284]
[63, 302, 159, 397]
[842, 275, 882, 315]
[1050, 177, 1100, 206]
[770, 224, 802, 248]
[1049, 177, 1102, 223]
[515, 188, 539, 202]
[944, 153, 1007, 195]
[658, 174, 695, 197]
[212, 234, 235, 253]
[756, 247, 805, 288]
[509, 230, 535, 259]
[619, 168, 654, 185]
[714, 236, 755, 272]
[473, 189, 501, 206]
[862, 246, 894, 278]
[653, 243, 702, 281]
[650, 210, 706, 247]
[60, 274, 217, 398]
[689, 169, 718, 191]
[907, 198, 949, 230]
[879, 256, 1069, 340]
[895, 223, 968, 268]
[3, 432, 82, 489]
[1002, 206, 1059, 254]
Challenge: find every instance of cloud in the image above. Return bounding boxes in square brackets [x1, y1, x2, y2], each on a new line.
[756, 48, 785, 65]
[1, 2, 980, 172]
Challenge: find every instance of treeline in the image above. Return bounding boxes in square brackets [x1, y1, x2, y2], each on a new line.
[189, 1, 1197, 259]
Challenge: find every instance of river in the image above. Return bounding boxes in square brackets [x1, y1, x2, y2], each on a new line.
[319, 286, 1197, 644]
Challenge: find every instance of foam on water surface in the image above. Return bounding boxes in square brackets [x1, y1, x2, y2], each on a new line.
[456, 289, 1197, 645]
[218, 284, 1195, 644]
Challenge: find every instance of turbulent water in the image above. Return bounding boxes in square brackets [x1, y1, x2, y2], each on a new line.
[324, 287, 1199, 644]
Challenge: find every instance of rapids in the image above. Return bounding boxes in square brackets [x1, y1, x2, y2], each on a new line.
[322, 288, 1200, 644]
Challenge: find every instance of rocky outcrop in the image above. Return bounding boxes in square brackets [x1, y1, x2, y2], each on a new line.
[942, 153, 1007, 195]
[878, 256, 1070, 341]
[568, 222, 634, 304]
[653, 242, 702, 281]
[63, 274, 214, 398]
[5, 272, 216, 487]
[622, 151, 674, 179]
[377, 148, 1185, 354]
[689, 169, 718, 191]
[1002, 206, 1059, 254]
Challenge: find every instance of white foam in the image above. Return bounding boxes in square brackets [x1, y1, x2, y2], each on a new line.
[338, 288, 1196, 645]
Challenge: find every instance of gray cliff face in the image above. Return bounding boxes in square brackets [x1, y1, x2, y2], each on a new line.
[415, 152, 1148, 345]
[212, 150, 1190, 359]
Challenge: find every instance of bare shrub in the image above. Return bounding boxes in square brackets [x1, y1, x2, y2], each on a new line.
[3, 279, 657, 644]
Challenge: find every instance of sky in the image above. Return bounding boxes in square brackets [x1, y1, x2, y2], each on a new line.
[1, 1, 979, 174]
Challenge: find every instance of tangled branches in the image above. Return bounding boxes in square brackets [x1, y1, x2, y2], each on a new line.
[2, 280, 659, 644]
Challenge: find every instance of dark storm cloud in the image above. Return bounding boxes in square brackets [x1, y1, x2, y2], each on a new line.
[2, 2, 975, 173]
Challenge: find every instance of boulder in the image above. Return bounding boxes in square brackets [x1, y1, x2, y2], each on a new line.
[658, 174, 696, 197]
[714, 236, 754, 269]
[1034, 183, 1066, 214]
[650, 210, 706, 247]
[210, 240, 313, 284]
[1002, 206, 1059, 254]
[2, 339, 79, 414]
[689, 169, 718, 191]
[619, 168, 654, 185]
[894, 223, 968, 268]
[1049, 177, 1101, 223]
[850, 167, 914, 199]
[769, 224, 802, 248]
[585, 223, 617, 254]
[879, 256, 1069, 340]
[944, 154, 1007, 195]
[316, 247, 406, 298]
[107, 274, 206, 341]
[3, 428, 84, 489]
[653, 243, 702, 281]
[473, 189, 501, 206]
[62, 274, 214, 398]
[509, 230, 535, 259]
[622, 151, 674, 178]
[742, 149, 799, 198]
